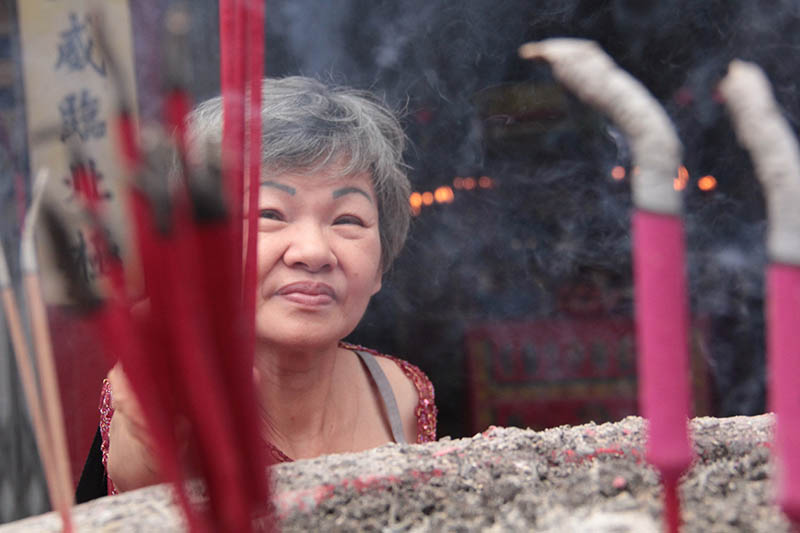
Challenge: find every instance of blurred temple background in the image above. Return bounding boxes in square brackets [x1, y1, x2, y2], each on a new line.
[2, 0, 796, 522]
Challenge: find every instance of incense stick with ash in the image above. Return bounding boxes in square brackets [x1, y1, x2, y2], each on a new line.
[15, 169, 74, 532]
[519, 38, 692, 533]
[719, 60, 800, 527]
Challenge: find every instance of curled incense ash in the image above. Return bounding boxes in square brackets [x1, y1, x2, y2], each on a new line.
[20, 169, 48, 273]
[519, 38, 683, 215]
[719, 60, 800, 266]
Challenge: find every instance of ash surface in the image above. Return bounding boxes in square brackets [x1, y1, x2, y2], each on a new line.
[0, 415, 788, 532]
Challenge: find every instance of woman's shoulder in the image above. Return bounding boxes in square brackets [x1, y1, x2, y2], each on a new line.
[340, 342, 437, 443]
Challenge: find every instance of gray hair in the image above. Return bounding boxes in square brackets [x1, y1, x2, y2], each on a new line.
[188, 76, 411, 272]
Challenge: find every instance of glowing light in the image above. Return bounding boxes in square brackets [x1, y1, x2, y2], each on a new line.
[462, 177, 476, 190]
[453, 177, 463, 189]
[673, 165, 690, 191]
[422, 191, 434, 205]
[434, 186, 455, 204]
[411, 205, 421, 216]
[698, 175, 717, 191]
[478, 176, 493, 188]
[409, 192, 423, 209]
[611, 166, 626, 181]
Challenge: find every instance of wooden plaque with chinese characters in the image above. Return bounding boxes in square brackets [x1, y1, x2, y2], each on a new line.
[17, 0, 137, 304]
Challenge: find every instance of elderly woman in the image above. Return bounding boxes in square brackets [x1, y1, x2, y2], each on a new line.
[76, 76, 437, 500]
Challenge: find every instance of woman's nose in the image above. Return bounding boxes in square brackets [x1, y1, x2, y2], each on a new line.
[282, 223, 336, 272]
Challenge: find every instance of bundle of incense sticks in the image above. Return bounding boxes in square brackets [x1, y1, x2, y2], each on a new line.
[720, 60, 800, 529]
[520, 38, 692, 533]
[0, 170, 74, 533]
[28, 2, 272, 531]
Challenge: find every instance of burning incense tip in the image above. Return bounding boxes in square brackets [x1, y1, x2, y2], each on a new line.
[518, 38, 683, 215]
[719, 60, 800, 266]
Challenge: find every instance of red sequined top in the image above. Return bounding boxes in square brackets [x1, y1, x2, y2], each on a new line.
[99, 343, 437, 493]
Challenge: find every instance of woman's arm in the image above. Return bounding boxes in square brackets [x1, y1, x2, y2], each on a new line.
[104, 364, 161, 492]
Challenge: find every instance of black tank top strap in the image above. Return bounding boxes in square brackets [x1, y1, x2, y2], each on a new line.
[353, 349, 407, 444]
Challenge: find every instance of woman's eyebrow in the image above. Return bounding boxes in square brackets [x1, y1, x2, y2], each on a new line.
[332, 186, 373, 203]
[261, 181, 296, 195]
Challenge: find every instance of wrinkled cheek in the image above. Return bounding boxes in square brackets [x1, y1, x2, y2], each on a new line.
[253, 303, 273, 341]
[255, 234, 271, 278]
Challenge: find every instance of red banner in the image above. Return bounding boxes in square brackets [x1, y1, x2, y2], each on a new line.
[466, 317, 711, 432]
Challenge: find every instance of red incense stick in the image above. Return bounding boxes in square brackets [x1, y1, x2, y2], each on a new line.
[65, 143, 206, 530]
[162, 66, 252, 533]
[213, 0, 271, 518]
[224, 0, 270, 510]
[243, 0, 264, 359]
[219, 0, 247, 281]
[162, 5, 270, 527]
[125, 189, 209, 532]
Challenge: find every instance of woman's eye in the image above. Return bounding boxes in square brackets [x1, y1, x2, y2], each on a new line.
[333, 215, 364, 226]
[259, 209, 284, 221]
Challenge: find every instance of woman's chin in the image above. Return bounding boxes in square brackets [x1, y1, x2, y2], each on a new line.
[255, 326, 342, 352]
[254, 305, 363, 352]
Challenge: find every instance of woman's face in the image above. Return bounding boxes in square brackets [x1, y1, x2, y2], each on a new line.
[254, 166, 382, 350]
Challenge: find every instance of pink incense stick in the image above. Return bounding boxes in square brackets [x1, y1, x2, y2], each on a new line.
[520, 38, 692, 532]
[633, 210, 691, 533]
[720, 60, 800, 527]
[768, 264, 800, 525]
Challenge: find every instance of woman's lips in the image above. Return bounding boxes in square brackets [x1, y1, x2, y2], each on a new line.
[275, 281, 336, 306]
